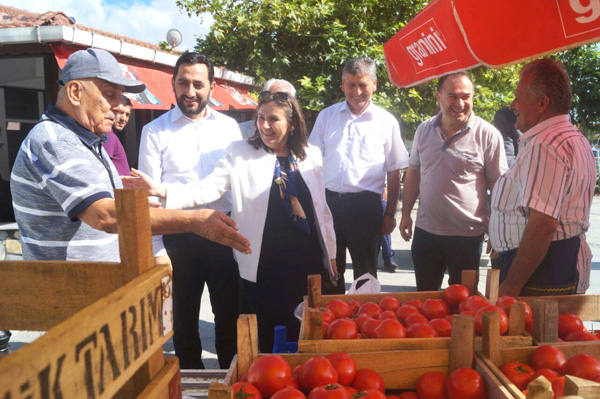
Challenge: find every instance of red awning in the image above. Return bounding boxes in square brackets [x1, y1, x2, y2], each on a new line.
[51, 44, 176, 110]
[210, 82, 257, 111]
[384, 0, 600, 88]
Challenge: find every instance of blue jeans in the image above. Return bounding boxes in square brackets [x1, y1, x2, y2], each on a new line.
[411, 227, 484, 291]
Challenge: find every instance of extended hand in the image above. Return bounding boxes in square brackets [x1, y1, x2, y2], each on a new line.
[192, 209, 251, 254]
[121, 168, 166, 198]
[399, 216, 413, 241]
[498, 281, 522, 297]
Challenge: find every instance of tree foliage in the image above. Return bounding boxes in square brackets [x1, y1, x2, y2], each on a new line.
[177, 0, 598, 140]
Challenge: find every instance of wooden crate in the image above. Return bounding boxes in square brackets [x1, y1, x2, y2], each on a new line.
[0, 189, 181, 399]
[209, 314, 514, 399]
[476, 311, 600, 399]
[298, 271, 532, 353]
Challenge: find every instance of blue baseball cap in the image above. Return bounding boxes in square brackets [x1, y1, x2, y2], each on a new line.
[60, 48, 146, 93]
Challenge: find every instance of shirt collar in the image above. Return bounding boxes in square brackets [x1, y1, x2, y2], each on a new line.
[43, 104, 107, 148]
[432, 111, 476, 135]
[340, 100, 374, 118]
[169, 104, 218, 124]
[519, 114, 570, 142]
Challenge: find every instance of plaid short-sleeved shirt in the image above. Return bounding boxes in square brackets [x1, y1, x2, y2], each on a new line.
[10, 104, 122, 261]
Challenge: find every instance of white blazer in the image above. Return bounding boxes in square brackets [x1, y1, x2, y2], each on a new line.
[164, 140, 337, 283]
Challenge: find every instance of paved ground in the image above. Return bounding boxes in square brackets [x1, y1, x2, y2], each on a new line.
[9, 197, 600, 368]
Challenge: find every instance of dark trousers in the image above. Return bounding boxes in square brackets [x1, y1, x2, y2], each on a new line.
[380, 199, 394, 262]
[325, 190, 382, 294]
[411, 227, 484, 291]
[499, 236, 580, 296]
[164, 232, 240, 369]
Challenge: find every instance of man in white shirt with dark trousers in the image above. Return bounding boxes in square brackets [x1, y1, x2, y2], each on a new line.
[309, 57, 409, 294]
[138, 53, 241, 369]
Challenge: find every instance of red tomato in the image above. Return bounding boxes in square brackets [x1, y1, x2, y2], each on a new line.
[564, 354, 600, 381]
[308, 384, 349, 399]
[353, 389, 386, 399]
[531, 368, 561, 383]
[415, 371, 447, 399]
[351, 369, 385, 393]
[300, 356, 338, 393]
[377, 310, 398, 321]
[326, 353, 357, 386]
[322, 322, 330, 334]
[500, 362, 535, 390]
[360, 318, 381, 338]
[320, 308, 336, 324]
[404, 313, 429, 327]
[396, 305, 420, 324]
[347, 300, 361, 317]
[428, 318, 453, 337]
[474, 306, 509, 335]
[343, 386, 356, 397]
[373, 319, 407, 339]
[525, 318, 534, 335]
[459, 296, 487, 313]
[552, 376, 565, 398]
[402, 299, 423, 309]
[407, 323, 439, 338]
[495, 296, 518, 314]
[379, 296, 401, 312]
[443, 284, 470, 308]
[358, 302, 382, 319]
[420, 299, 449, 320]
[273, 389, 307, 399]
[355, 314, 374, 329]
[327, 319, 359, 340]
[326, 300, 353, 319]
[565, 331, 599, 342]
[396, 393, 418, 399]
[247, 355, 292, 399]
[232, 382, 263, 399]
[446, 368, 486, 399]
[558, 314, 584, 339]
[531, 346, 567, 374]
[286, 378, 301, 390]
[292, 366, 303, 383]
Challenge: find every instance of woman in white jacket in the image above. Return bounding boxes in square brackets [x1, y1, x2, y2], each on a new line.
[124, 91, 337, 352]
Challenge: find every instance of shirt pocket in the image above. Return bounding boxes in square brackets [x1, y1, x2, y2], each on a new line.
[446, 149, 482, 178]
[357, 131, 382, 162]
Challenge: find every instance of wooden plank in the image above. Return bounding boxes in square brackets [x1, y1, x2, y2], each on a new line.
[307, 274, 322, 308]
[449, 314, 475, 372]
[482, 311, 501, 368]
[477, 352, 526, 399]
[462, 270, 479, 296]
[509, 302, 526, 336]
[519, 294, 600, 321]
[208, 382, 232, 399]
[236, 315, 259, 379]
[304, 308, 323, 340]
[564, 375, 600, 397]
[473, 354, 516, 399]
[115, 189, 154, 283]
[486, 268, 500, 306]
[0, 265, 172, 399]
[137, 357, 181, 399]
[0, 261, 123, 331]
[498, 342, 600, 365]
[533, 300, 559, 344]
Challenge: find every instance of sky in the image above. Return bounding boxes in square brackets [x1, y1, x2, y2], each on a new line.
[5, 0, 212, 51]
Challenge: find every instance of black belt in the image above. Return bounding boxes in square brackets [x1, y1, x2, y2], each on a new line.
[326, 189, 375, 200]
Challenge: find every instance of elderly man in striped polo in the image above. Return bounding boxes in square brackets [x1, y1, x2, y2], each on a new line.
[489, 58, 595, 297]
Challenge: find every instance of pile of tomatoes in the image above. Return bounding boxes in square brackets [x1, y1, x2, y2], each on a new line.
[557, 313, 600, 342]
[319, 284, 535, 339]
[231, 352, 486, 399]
[500, 345, 600, 398]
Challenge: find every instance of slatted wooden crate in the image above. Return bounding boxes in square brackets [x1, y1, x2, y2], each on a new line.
[298, 270, 532, 353]
[0, 189, 181, 399]
[209, 313, 515, 399]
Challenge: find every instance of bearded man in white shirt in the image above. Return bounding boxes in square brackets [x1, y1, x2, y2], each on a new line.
[138, 53, 241, 369]
[309, 57, 410, 294]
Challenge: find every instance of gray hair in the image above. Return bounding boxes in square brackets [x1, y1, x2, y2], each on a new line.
[263, 78, 297, 97]
[343, 57, 377, 81]
[520, 58, 572, 114]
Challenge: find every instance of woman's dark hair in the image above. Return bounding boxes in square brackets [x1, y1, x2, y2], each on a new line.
[248, 92, 308, 161]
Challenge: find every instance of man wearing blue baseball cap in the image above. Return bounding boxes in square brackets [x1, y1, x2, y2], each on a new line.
[10, 48, 251, 263]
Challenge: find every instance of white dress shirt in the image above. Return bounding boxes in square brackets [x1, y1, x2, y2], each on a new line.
[139, 106, 242, 256]
[163, 141, 337, 283]
[308, 101, 409, 194]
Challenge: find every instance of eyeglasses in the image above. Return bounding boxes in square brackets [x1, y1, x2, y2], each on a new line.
[259, 91, 291, 102]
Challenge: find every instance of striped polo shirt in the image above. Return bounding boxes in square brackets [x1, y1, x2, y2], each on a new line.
[489, 115, 595, 292]
[10, 104, 122, 262]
